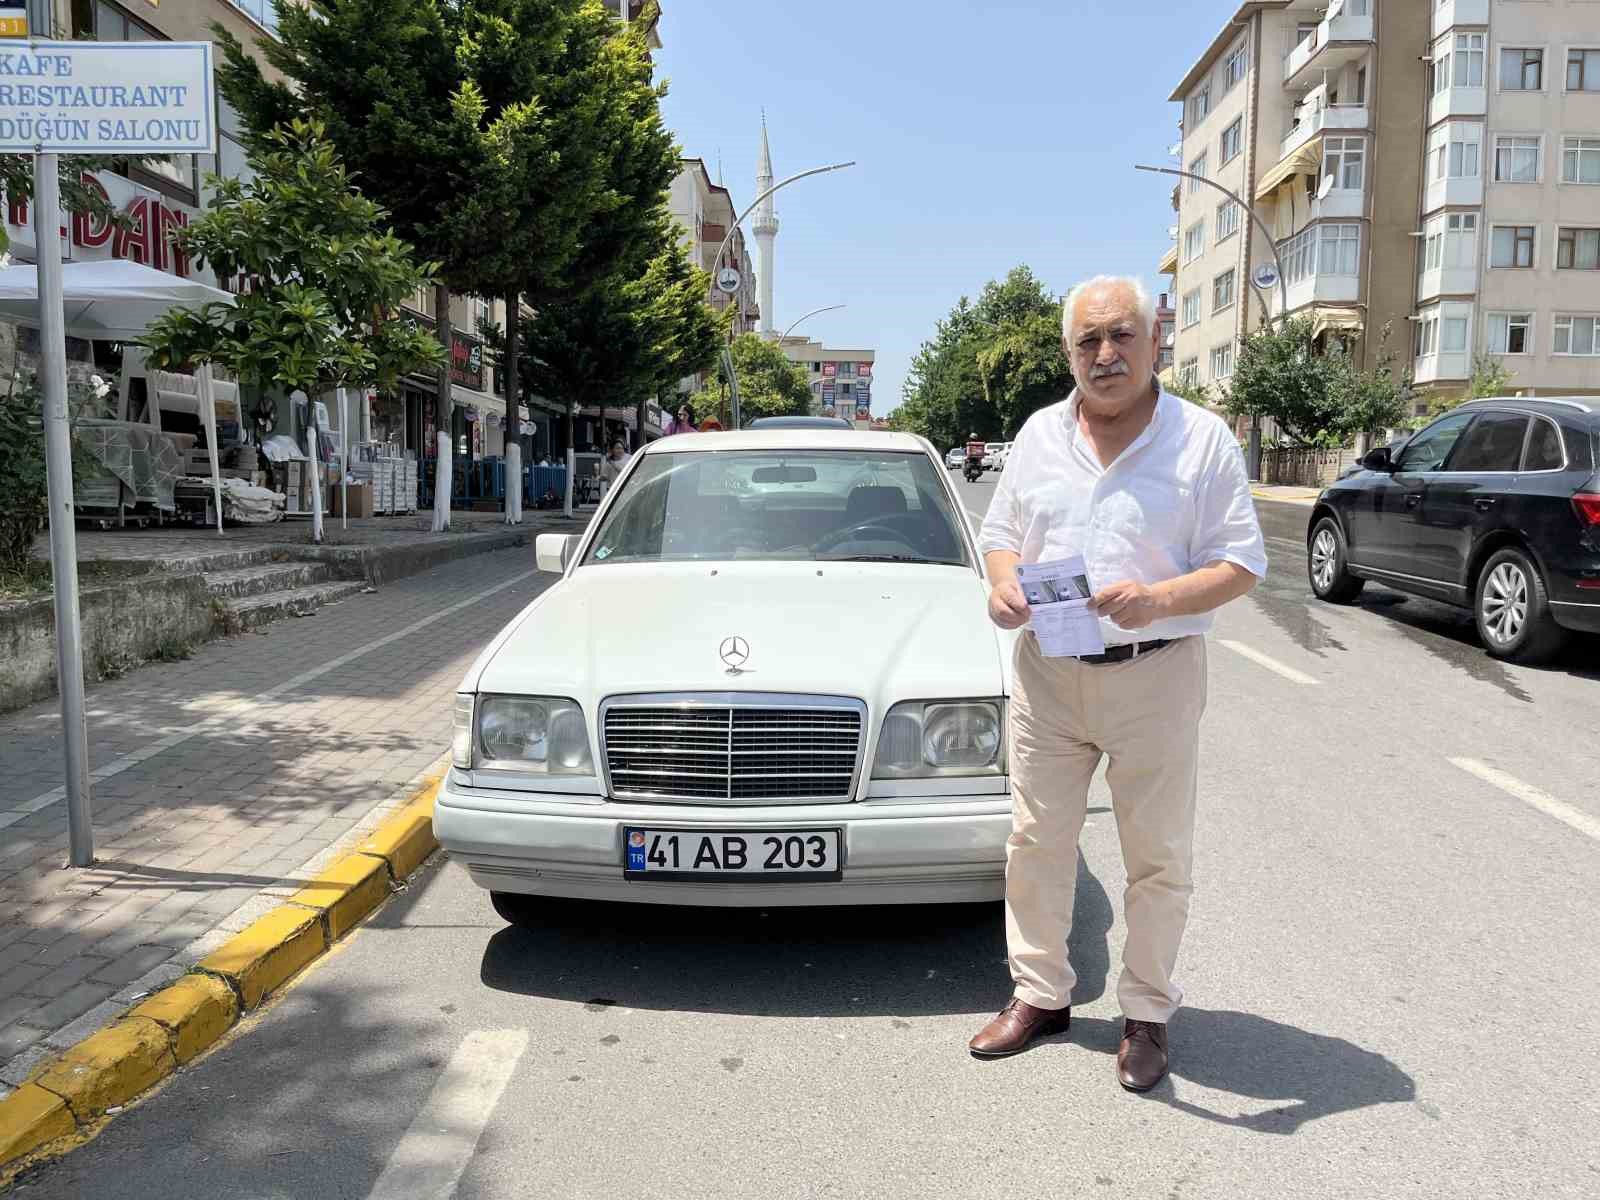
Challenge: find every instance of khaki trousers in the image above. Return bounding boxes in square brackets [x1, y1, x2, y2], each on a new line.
[1005, 633, 1207, 1023]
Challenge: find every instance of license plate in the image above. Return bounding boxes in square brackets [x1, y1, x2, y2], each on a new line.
[623, 827, 843, 882]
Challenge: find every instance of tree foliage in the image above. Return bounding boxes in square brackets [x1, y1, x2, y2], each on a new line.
[712, 334, 812, 425]
[1222, 318, 1410, 447]
[140, 121, 445, 398]
[889, 266, 1073, 449]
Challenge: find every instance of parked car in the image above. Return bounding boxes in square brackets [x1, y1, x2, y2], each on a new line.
[1307, 397, 1600, 662]
[1339, 435, 1408, 480]
[981, 442, 1004, 470]
[991, 441, 1016, 472]
[946, 447, 964, 469]
[436, 429, 1013, 919]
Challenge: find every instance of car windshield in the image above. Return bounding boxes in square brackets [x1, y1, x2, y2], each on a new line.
[583, 449, 971, 567]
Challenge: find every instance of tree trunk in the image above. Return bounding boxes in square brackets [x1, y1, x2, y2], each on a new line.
[503, 291, 521, 524]
[635, 395, 647, 450]
[431, 281, 453, 532]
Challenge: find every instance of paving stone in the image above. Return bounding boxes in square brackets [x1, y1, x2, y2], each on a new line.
[26, 955, 113, 997]
[0, 1021, 46, 1059]
[90, 944, 179, 988]
[14, 980, 116, 1031]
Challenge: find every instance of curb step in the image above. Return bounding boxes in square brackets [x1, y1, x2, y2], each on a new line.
[225, 580, 371, 630]
[203, 562, 334, 601]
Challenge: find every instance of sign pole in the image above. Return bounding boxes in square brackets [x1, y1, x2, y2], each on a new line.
[27, 4, 94, 866]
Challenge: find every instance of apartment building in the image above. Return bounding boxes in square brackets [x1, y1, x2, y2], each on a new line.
[1156, 292, 1178, 374]
[778, 339, 878, 424]
[1413, 0, 1600, 404]
[1161, 0, 1427, 396]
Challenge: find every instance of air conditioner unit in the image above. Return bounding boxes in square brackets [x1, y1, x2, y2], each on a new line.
[1167, 143, 1182, 157]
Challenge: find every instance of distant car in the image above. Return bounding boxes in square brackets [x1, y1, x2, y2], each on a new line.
[1308, 396, 1600, 663]
[981, 442, 1004, 470]
[992, 441, 1016, 472]
[747, 415, 852, 430]
[946, 447, 964, 469]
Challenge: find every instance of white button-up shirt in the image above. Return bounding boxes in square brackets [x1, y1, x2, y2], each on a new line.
[978, 387, 1268, 646]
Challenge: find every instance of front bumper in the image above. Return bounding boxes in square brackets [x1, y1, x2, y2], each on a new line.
[434, 772, 1011, 907]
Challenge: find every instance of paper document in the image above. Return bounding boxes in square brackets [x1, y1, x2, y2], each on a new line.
[1016, 556, 1104, 658]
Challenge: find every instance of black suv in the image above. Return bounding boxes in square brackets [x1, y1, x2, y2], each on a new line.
[1306, 397, 1600, 663]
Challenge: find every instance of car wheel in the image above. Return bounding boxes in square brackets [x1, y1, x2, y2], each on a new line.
[1475, 546, 1566, 664]
[1307, 517, 1364, 603]
[490, 890, 543, 928]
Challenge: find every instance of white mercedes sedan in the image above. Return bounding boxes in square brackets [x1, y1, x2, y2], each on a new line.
[434, 429, 1013, 921]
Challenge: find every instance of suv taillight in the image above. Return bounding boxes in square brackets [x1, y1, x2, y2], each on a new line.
[1574, 493, 1600, 526]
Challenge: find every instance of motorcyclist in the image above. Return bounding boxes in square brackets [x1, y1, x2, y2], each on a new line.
[964, 432, 986, 481]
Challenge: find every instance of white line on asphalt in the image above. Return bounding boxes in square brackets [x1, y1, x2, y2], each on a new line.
[10, 567, 544, 818]
[1216, 639, 1321, 685]
[366, 1029, 529, 1200]
[1448, 758, 1600, 843]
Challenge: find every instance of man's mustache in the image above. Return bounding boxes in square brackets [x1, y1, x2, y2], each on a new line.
[1091, 362, 1130, 379]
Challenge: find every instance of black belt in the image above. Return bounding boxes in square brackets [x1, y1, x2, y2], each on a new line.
[1074, 638, 1173, 665]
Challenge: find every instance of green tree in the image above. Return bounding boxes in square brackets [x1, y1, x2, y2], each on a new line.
[713, 333, 811, 424]
[1165, 376, 1215, 407]
[140, 121, 445, 539]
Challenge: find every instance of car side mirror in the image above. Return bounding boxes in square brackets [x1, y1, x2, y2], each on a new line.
[536, 533, 579, 574]
[1361, 446, 1394, 472]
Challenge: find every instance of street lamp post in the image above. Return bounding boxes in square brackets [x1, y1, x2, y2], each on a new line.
[709, 161, 856, 428]
[780, 304, 846, 344]
[1135, 163, 1290, 481]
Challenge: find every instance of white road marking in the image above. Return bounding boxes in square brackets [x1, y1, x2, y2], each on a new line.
[1448, 758, 1600, 843]
[1216, 639, 1321, 685]
[10, 567, 543, 818]
[366, 1029, 529, 1200]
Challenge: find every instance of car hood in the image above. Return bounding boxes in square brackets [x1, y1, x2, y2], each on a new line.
[467, 561, 1012, 712]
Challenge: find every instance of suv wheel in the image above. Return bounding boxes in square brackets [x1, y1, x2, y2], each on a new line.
[1475, 547, 1565, 664]
[1308, 517, 1364, 603]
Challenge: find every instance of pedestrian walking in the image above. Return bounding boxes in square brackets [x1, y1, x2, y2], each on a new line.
[599, 438, 631, 497]
[665, 403, 697, 435]
[971, 275, 1267, 1091]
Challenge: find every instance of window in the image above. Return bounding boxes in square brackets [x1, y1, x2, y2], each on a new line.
[1213, 268, 1236, 313]
[1279, 226, 1316, 285]
[1568, 48, 1600, 92]
[1500, 48, 1543, 91]
[1486, 312, 1533, 355]
[225, 0, 282, 34]
[840, 382, 852, 397]
[217, 95, 254, 187]
[1524, 419, 1566, 471]
[1454, 34, 1486, 87]
[1210, 343, 1234, 380]
[1562, 136, 1600, 184]
[1356, 68, 1367, 104]
[1558, 227, 1600, 270]
[1442, 312, 1469, 353]
[1493, 135, 1541, 183]
[1424, 215, 1476, 272]
[1490, 225, 1536, 268]
[1416, 311, 1439, 357]
[1190, 83, 1212, 126]
[1220, 118, 1243, 165]
[1224, 44, 1248, 92]
[1183, 221, 1206, 264]
[810, 361, 821, 373]
[1553, 315, 1600, 355]
[1318, 224, 1361, 275]
[1216, 200, 1240, 242]
[1179, 357, 1199, 385]
[1396, 411, 1475, 472]
[1323, 136, 1365, 191]
[1432, 43, 1452, 95]
[1450, 413, 1531, 473]
[838, 361, 855, 377]
[1188, 154, 1208, 194]
[1430, 123, 1482, 179]
[1181, 288, 1202, 328]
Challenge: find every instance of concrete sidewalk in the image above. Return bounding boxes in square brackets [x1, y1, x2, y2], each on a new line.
[1250, 485, 1321, 506]
[0, 531, 582, 1095]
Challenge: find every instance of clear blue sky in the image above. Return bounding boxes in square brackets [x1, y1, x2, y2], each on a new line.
[653, 0, 1230, 416]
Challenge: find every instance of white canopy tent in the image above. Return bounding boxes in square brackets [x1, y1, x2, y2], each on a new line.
[0, 260, 238, 532]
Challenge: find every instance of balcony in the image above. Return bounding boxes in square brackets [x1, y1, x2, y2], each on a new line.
[1417, 258, 1479, 305]
[1283, 5, 1374, 88]
[1281, 96, 1368, 161]
[1268, 225, 1363, 319]
[1422, 172, 1483, 216]
[1433, 0, 1489, 39]
[1414, 349, 1471, 385]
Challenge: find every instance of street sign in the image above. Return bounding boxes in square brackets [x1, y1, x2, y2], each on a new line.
[716, 266, 740, 295]
[1252, 264, 1280, 290]
[0, 0, 26, 39]
[0, 41, 216, 153]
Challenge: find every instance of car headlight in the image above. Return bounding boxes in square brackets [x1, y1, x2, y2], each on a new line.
[872, 701, 1004, 778]
[466, 694, 594, 775]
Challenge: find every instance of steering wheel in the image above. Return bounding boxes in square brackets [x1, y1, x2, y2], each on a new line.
[814, 521, 920, 553]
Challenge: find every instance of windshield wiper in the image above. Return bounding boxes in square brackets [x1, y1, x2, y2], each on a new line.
[818, 554, 963, 564]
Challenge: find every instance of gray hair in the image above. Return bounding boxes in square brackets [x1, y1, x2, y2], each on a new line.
[1061, 275, 1158, 347]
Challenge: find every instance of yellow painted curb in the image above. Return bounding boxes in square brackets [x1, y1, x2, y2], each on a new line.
[128, 974, 239, 1065]
[356, 777, 442, 881]
[290, 852, 393, 942]
[198, 905, 326, 1012]
[0, 769, 444, 1178]
[0, 1084, 75, 1167]
[30, 1017, 174, 1121]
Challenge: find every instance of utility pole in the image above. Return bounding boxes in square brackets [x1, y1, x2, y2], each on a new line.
[27, 0, 94, 866]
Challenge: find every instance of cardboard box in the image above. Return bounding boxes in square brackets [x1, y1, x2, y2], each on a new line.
[332, 483, 373, 518]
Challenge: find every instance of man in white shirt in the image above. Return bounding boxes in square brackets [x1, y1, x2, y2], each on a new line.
[969, 275, 1267, 1092]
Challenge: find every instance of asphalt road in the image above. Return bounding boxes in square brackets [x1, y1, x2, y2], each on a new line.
[12, 477, 1599, 1200]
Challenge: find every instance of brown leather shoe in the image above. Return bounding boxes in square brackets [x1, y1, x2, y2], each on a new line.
[1116, 1019, 1169, 1091]
[968, 999, 1071, 1058]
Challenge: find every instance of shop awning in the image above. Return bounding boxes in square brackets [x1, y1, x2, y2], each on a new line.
[1157, 242, 1179, 275]
[1310, 305, 1364, 338]
[1255, 136, 1323, 200]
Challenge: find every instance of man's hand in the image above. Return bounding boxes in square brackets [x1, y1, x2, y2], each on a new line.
[1091, 579, 1169, 630]
[988, 578, 1032, 630]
